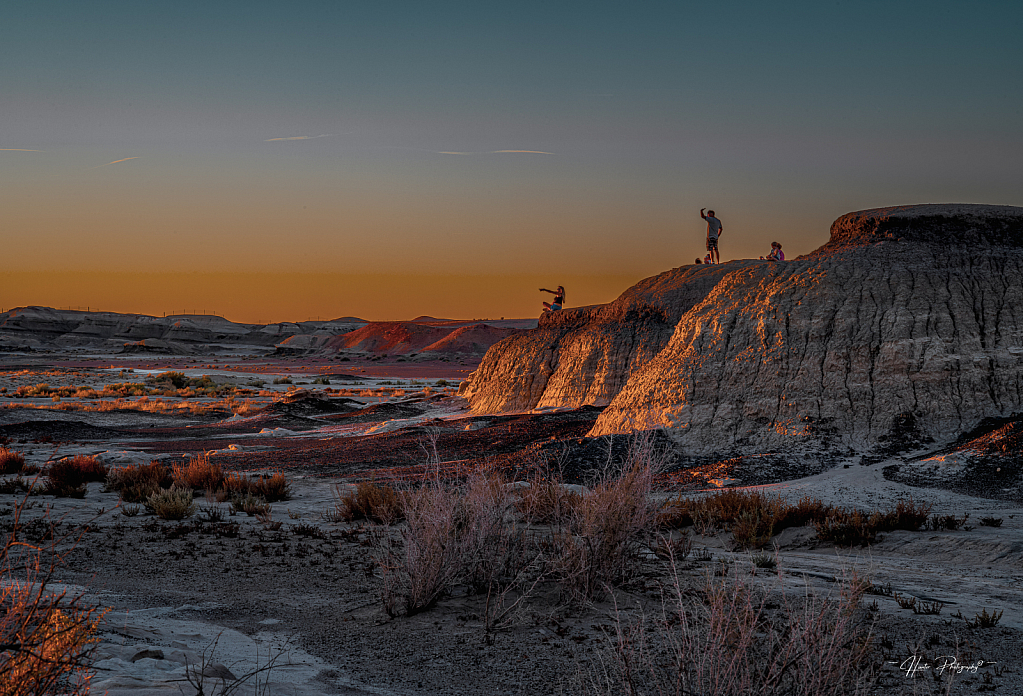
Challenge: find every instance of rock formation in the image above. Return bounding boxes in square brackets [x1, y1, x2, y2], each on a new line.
[0, 308, 366, 354]
[462, 204, 1023, 454]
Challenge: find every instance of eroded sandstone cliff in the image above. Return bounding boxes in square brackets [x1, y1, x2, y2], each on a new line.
[463, 204, 1023, 454]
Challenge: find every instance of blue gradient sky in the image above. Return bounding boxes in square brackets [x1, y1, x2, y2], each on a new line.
[3, 0, 1021, 320]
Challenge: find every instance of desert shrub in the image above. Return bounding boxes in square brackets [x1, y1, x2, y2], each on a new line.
[585, 571, 874, 696]
[927, 512, 970, 531]
[231, 494, 269, 516]
[272, 377, 292, 385]
[148, 371, 189, 389]
[106, 461, 172, 503]
[813, 510, 880, 546]
[251, 471, 291, 502]
[0, 448, 26, 475]
[549, 461, 657, 600]
[378, 483, 461, 616]
[1, 501, 106, 695]
[44, 457, 106, 498]
[454, 474, 527, 595]
[874, 499, 932, 532]
[146, 486, 195, 520]
[220, 472, 254, 497]
[750, 550, 777, 569]
[513, 480, 581, 525]
[375, 472, 533, 617]
[335, 482, 405, 523]
[312, 376, 330, 385]
[731, 509, 775, 549]
[172, 455, 225, 492]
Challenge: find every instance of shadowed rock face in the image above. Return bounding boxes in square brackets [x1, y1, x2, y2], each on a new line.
[465, 204, 1023, 454]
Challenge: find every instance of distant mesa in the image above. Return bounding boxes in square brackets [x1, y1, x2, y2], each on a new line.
[461, 204, 1023, 456]
[0, 306, 525, 359]
[320, 321, 520, 356]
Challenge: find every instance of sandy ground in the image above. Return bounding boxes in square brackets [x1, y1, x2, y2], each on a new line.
[2, 355, 1023, 694]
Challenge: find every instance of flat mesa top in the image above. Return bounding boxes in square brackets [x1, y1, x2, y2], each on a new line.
[828, 203, 1023, 248]
[848, 203, 1023, 221]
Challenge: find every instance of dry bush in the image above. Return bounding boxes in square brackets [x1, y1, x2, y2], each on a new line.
[231, 494, 270, 516]
[659, 491, 933, 548]
[378, 482, 462, 616]
[550, 460, 658, 601]
[813, 510, 880, 546]
[335, 482, 405, 523]
[375, 471, 534, 617]
[874, 498, 932, 532]
[221, 472, 254, 497]
[171, 455, 225, 492]
[513, 480, 581, 525]
[0, 499, 106, 695]
[585, 570, 874, 696]
[251, 471, 291, 502]
[106, 461, 172, 503]
[0, 448, 25, 475]
[730, 509, 776, 549]
[146, 486, 195, 520]
[43, 457, 106, 498]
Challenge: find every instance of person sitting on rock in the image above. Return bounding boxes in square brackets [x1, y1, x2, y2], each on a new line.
[704, 253, 713, 265]
[540, 285, 565, 312]
[695, 258, 703, 264]
[760, 242, 785, 262]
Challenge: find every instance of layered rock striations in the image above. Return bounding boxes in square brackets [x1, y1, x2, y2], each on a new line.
[459, 264, 736, 412]
[464, 204, 1023, 454]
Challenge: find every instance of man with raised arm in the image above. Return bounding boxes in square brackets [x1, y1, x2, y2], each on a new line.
[701, 208, 723, 264]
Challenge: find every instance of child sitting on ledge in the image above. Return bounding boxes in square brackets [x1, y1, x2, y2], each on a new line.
[761, 242, 785, 262]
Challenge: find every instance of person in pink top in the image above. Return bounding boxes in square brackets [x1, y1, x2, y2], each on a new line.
[761, 242, 785, 262]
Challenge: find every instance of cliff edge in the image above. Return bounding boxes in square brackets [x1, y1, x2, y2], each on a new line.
[462, 204, 1023, 454]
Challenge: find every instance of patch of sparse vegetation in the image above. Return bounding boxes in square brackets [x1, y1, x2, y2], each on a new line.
[927, 512, 970, 531]
[0, 448, 26, 475]
[43, 456, 107, 498]
[106, 461, 173, 503]
[232, 494, 270, 516]
[172, 455, 225, 492]
[953, 607, 1004, 628]
[146, 486, 195, 520]
[334, 482, 405, 523]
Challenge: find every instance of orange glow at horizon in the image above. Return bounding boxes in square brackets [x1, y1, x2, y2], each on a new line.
[0, 271, 643, 324]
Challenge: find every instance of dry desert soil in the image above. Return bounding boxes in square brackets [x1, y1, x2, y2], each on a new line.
[2, 354, 1022, 696]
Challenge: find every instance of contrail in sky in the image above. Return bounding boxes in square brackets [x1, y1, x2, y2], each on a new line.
[436, 150, 555, 155]
[265, 134, 333, 141]
[93, 157, 140, 168]
[1, 148, 44, 152]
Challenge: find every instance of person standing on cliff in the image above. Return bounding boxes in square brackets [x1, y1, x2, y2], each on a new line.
[540, 286, 565, 313]
[701, 208, 723, 264]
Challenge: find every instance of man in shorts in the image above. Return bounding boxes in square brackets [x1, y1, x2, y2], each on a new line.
[701, 208, 723, 264]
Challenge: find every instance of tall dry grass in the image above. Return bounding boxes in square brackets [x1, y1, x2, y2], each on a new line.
[374, 433, 665, 614]
[585, 567, 875, 696]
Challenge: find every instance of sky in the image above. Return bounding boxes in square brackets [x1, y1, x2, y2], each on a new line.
[3, 0, 1022, 322]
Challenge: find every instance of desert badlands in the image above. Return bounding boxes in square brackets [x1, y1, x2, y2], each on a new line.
[2, 205, 1023, 695]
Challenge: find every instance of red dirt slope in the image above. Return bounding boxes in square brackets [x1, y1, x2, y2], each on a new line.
[421, 324, 520, 354]
[323, 322, 451, 354]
